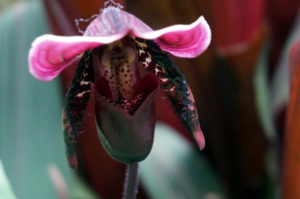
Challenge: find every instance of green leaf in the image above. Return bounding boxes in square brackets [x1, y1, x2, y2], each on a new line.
[0, 2, 74, 199]
[253, 41, 279, 199]
[71, 175, 100, 199]
[140, 123, 227, 199]
[254, 41, 277, 141]
[47, 164, 100, 199]
[270, 12, 300, 115]
[0, 160, 17, 199]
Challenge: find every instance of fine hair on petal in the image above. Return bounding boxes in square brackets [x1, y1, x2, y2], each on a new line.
[104, 0, 123, 9]
[75, 14, 99, 34]
[100, 3, 123, 15]
[74, 0, 123, 34]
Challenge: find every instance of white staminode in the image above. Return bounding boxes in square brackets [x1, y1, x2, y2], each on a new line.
[100, 5, 125, 33]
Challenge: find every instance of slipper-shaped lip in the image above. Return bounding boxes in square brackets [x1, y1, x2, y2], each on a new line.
[94, 74, 159, 164]
[94, 73, 160, 117]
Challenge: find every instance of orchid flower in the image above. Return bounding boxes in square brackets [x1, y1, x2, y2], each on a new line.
[28, 5, 211, 169]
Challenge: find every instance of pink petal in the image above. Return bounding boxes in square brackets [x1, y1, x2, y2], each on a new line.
[194, 128, 205, 150]
[86, 8, 211, 58]
[132, 16, 211, 58]
[29, 33, 127, 81]
[29, 7, 211, 81]
[84, 7, 152, 37]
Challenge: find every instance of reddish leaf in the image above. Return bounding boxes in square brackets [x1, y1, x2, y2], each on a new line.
[266, 0, 300, 72]
[289, 38, 300, 86]
[210, 0, 265, 54]
[282, 36, 300, 199]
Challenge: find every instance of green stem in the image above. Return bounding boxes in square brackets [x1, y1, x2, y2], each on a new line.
[122, 163, 139, 199]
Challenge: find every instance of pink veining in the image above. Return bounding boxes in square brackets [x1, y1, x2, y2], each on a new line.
[28, 7, 211, 81]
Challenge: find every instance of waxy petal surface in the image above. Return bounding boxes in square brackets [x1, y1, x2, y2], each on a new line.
[29, 33, 126, 81]
[134, 38, 205, 149]
[86, 8, 211, 58]
[134, 16, 211, 58]
[84, 7, 152, 37]
[28, 7, 211, 81]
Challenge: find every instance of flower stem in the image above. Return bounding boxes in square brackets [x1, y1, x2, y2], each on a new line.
[122, 163, 139, 199]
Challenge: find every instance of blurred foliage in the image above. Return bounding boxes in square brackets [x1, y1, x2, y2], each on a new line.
[71, 176, 99, 199]
[0, 2, 103, 199]
[140, 124, 227, 199]
[1, 0, 300, 199]
[0, 160, 17, 199]
[270, 13, 300, 116]
[0, 1, 74, 199]
[254, 41, 277, 141]
[282, 24, 300, 199]
[0, 0, 18, 11]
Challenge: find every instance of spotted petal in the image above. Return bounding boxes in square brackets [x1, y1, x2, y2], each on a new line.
[135, 38, 205, 150]
[62, 51, 94, 169]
